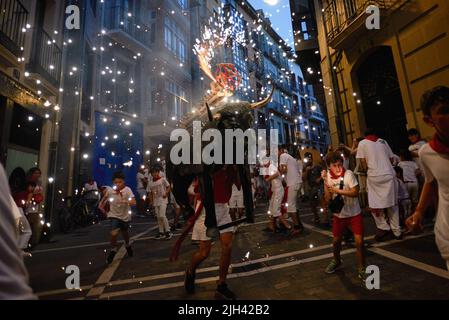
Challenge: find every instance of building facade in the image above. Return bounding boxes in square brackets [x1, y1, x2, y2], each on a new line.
[314, 0, 449, 152]
[0, 0, 65, 229]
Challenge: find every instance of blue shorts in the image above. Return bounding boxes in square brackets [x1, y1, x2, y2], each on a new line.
[110, 218, 130, 231]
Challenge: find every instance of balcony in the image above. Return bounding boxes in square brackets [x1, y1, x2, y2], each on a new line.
[105, 6, 151, 53]
[0, 0, 28, 57]
[27, 28, 62, 87]
[323, 0, 394, 49]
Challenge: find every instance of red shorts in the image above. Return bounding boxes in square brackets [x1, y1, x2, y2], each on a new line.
[332, 214, 363, 238]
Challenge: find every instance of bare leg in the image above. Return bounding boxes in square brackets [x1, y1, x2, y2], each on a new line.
[189, 240, 212, 274]
[122, 230, 130, 246]
[354, 234, 365, 270]
[333, 237, 342, 263]
[218, 232, 233, 284]
[110, 229, 120, 250]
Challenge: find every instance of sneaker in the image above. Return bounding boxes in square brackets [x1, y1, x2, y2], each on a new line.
[374, 229, 390, 242]
[165, 232, 173, 240]
[153, 233, 164, 240]
[393, 233, 403, 240]
[170, 225, 177, 232]
[325, 259, 342, 274]
[215, 283, 237, 300]
[22, 250, 32, 258]
[106, 250, 117, 265]
[126, 246, 133, 257]
[184, 268, 196, 294]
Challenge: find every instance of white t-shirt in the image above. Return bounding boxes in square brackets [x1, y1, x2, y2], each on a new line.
[419, 144, 449, 261]
[409, 140, 427, 169]
[356, 138, 395, 177]
[136, 172, 146, 190]
[297, 159, 304, 178]
[268, 164, 283, 190]
[147, 177, 170, 206]
[279, 153, 301, 187]
[396, 178, 409, 200]
[326, 170, 361, 218]
[105, 186, 134, 222]
[84, 182, 99, 199]
[398, 161, 419, 183]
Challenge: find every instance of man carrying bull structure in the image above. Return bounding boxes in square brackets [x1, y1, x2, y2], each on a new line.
[184, 165, 240, 300]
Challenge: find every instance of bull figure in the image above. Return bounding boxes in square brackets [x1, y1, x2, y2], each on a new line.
[167, 88, 274, 261]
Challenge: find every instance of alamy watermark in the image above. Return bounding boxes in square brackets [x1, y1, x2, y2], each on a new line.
[65, 265, 80, 290]
[65, 5, 80, 30]
[365, 265, 380, 290]
[170, 121, 279, 175]
[366, 5, 380, 30]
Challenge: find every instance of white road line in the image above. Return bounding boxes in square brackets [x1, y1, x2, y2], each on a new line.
[369, 247, 449, 280]
[99, 249, 357, 299]
[36, 285, 93, 298]
[85, 225, 159, 298]
[302, 222, 333, 237]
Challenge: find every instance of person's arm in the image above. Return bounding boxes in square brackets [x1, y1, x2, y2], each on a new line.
[322, 171, 332, 203]
[406, 181, 437, 231]
[331, 185, 359, 198]
[265, 171, 280, 182]
[279, 164, 288, 175]
[163, 181, 171, 198]
[359, 158, 368, 172]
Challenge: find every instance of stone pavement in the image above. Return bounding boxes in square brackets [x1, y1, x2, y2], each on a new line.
[26, 201, 449, 300]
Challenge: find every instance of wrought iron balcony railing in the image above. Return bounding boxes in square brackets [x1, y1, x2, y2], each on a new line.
[323, 0, 392, 42]
[0, 0, 28, 56]
[28, 27, 62, 87]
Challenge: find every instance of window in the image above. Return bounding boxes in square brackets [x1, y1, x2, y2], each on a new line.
[90, 0, 97, 16]
[301, 21, 307, 32]
[166, 80, 187, 118]
[164, 17, 187, 63]
[177, 0, 188, 10]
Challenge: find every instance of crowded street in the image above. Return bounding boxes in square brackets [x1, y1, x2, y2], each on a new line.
[1, 0, 449, 305]
[27, 201, 449, 300]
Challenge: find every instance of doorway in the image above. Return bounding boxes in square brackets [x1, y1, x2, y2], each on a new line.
[356, 46, 409, 153]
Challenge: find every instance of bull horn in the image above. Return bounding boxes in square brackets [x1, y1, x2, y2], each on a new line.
[205, 103, 213, 121]
[250, 85, 274, 109]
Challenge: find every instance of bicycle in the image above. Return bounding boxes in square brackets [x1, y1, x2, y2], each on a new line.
[58, 190, 100, 233]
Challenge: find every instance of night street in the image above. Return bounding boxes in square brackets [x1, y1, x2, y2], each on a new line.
[27, 202, 449, 300]
[1, 0, 449, 306]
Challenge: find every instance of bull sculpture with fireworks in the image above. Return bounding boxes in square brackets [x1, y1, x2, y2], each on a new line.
[168, 57, 273, 261]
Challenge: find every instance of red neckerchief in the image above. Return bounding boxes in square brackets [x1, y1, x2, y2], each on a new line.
[365, 135, 379, 142]
[329, 168, 346, 180]
[152, 176, 162, 182]
[429, 134, 449, 155]
[114, 186, 125, 197]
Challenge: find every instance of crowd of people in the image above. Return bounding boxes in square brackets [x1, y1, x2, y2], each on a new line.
[0, 86, 448, 300]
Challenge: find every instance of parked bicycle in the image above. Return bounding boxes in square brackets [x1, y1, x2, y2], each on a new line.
[58, 190, 101, 233]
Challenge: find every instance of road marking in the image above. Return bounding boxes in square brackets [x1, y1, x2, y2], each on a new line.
[85, 225, 159, 298]
[302, 222, 333, 237]
[36, 285, 93, 298]
[368, 247, 449, 280]
[99, 250, 356, 299]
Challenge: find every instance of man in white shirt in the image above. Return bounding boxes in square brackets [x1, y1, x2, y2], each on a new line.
[279, 145, 304, 233]
[136, 166, 148, 216]
[0, 165, 36, 299]
[357, 129, 401, 241]
[407, 86, 449, 270]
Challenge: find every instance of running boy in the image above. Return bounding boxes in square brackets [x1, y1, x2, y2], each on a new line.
[407, 86, 449, 270]
[322, 152, 366, 281]
[104, 172, 136, 265]
[147, 166, 173, 240]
